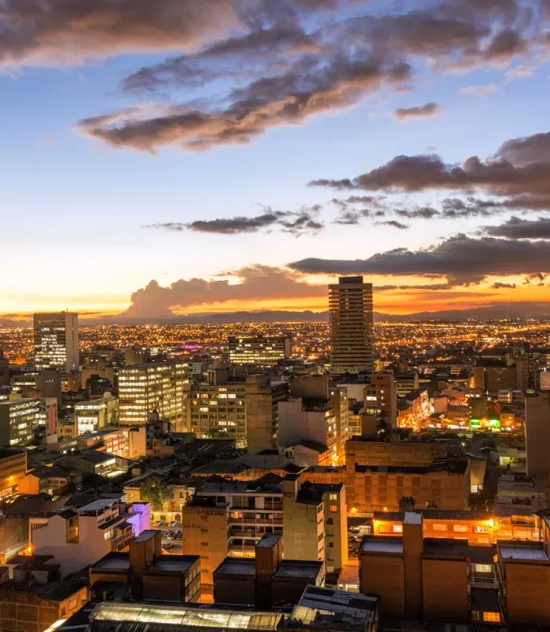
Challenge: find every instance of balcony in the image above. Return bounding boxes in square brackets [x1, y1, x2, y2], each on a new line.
[471, 575, 497, 588]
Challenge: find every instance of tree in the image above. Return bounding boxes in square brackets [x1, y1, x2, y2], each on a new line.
[139, 476, 174, 512]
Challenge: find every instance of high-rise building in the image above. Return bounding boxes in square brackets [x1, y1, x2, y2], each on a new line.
[33, 312, 79, 372]
[118, 361, 188, 430]
[329, 276, 374, 374]
[0, 399, 42, 447]
[525, 393, 550, 497]
[228, 336, 292, 366]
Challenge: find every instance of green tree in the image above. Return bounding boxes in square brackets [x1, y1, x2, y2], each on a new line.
[139, 477, 174, 512]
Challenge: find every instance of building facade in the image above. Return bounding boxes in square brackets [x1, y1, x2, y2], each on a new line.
[228, 337, 292, 366]
[329, 277, 374, 374]
[33, 312, 79, 372]
[118, 361, 188, 429]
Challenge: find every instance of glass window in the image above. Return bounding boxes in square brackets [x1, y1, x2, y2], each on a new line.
[453, 524, 468, 532]
[432, 524, 448, 532]
[474, 525, 489, 534]
[473, 564, 493, 573]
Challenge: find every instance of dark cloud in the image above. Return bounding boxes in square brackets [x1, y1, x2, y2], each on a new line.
[484, 29, 528, 61]
[377, 220, 409, 229]
[484, 216, 550, 239]
[74, 0, 541, 152]
[492, 282, 517, 289]
[144, 206, 323, 236]
[394, 102, 441, 121]
[123, 265, 324, 318]
[310, 131, 550, 210]
[78, 57, 411, 151]
[289, 234, 550, 283]
[121, 25, 319, 92]
[0, 0, 238, 66]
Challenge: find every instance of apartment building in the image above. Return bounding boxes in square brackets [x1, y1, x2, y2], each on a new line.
[74, 395, 118, 435]
[0, 399, 43, 446]
[32, 497, 137, 576]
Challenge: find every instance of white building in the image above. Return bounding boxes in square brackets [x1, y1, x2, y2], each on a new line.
[31, 497, 147, 576]
[74, 395, 119, 435]
[34, 312, 79, 372]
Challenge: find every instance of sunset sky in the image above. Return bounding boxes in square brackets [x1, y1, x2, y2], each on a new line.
[2, 0, 550, 320]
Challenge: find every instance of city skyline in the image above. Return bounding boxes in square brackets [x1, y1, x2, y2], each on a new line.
[3, 0, 550, 320]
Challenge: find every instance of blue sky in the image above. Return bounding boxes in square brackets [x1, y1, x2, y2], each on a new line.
[1, 0, 550, 318]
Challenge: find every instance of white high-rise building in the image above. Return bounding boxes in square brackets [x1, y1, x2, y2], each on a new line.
[34, 312, 79, 372]
[329, 276, 374, 374]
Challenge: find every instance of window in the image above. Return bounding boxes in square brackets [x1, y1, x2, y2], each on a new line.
[393, 525, 403, 533]
[483, 612, 501, 623]
[473, 564, 493, 573]
[474, 525, 489, 534]
[453, 524, 468, 533]
[378, 525, 392, 534]
[329, 493, 337, 501]
[432, 524, 448, 532]
[330, 505, 338, 513]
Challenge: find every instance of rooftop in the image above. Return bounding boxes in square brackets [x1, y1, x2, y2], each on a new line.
[499, 542, 548, 561]
[89, 603, 284, 632]
[360, 538, 404, 555]
[274, 560, 323, 580]
[151, 555, 198, 573]
[0, 448, 24, 459]
[256, 534, 281, 548]
[93, 553, 131, 571]
[423, 538, 470, 558]
[78, 497, 117, 513]
[215, 559, 256, 577]
[133, 529, 159, 543]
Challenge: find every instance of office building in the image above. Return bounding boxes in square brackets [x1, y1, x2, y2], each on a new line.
[188, 371, 288, 450]
[245, 375, 289, 454]
[0, 448, 27, 500]
[118, 361, 188, 430]
[33, 312, 79, 372]
[228, 336, 292, 366]
[89, 530, 200, 603]
[187, 369, 247, 447]
[329, 276, 374, 374]
[74, 395, 118, 435]
[0, 399, 42, 447]
[364, 373, 397, 428]
[278, 376, 348, 465]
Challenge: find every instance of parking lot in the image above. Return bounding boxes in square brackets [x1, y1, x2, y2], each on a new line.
[154, 520, 183, 553]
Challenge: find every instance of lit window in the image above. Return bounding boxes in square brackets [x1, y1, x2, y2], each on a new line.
[483, 612, 501, 623]
[473, 564, 493, 573]
[432, 524, 448, 532]
[474, 526, 489, 534]
[453, 524, 468, 532]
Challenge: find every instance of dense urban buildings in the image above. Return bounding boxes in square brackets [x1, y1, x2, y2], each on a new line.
[33, 312, 79, 373]
[329, 277, 374, 374]
[2, 291, 550, 630]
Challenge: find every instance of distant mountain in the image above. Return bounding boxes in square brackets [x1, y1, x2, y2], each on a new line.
[2, 302, 550, 327]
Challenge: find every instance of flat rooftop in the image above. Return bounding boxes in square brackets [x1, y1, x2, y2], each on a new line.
[256, 534, 281, 548]
[360, 538, 404, 555]
[133, 529, 159, 543]
[93, 553, 131, 570]
[274, 560, 323, 579]
[423, 538, 469, 558]
[151, 555, 198, 573]
[79, 497, 117, 512]
[215, 559, 256, 577]
[499, 542, 548, 561]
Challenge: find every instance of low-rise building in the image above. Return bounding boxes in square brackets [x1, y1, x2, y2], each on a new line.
[89, 530, 200, 603]
[0, 448, 27, 500]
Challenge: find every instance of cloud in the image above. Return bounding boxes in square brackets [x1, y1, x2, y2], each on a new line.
[394, 102, 441, 121]
[377, 220, 409, 229]
[310, 131, 550, 210]
[75, 0, 541, 152]
[484, 216, 550, 239]
[289, 234, 550, 283]
[459, 84, 498, 96]
[123, 265, 325, 318]
[144, 206, 323, 236]
[491, 282, 517, 289]
[77, 57, 412, 152]
[0, 0, 239, 66]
